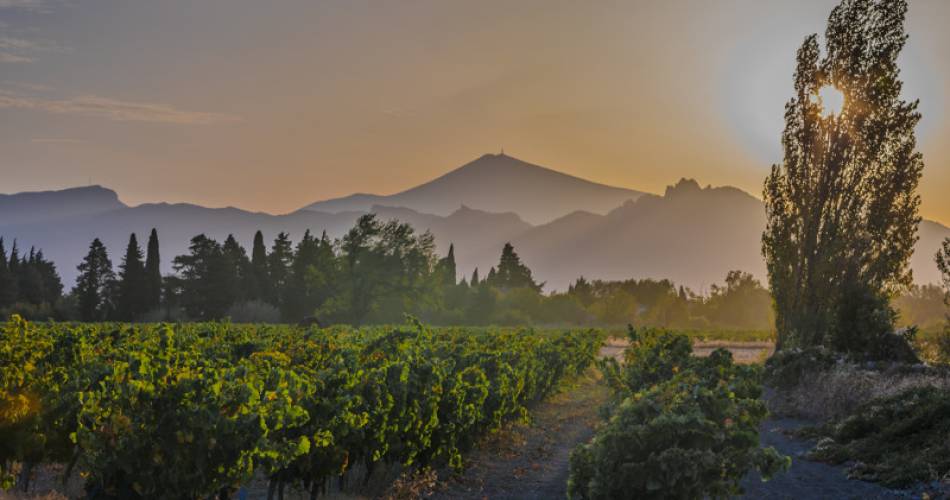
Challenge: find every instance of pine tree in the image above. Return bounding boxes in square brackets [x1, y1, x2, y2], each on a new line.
[144, 228, 162, 310]
[494, 242, 542, 291]
[173, 234, 234, 320]
[18, 247, 46, 305]
[485, 267, 497, 286]
[470, 268, 480, 287]
[117, 233, 148, 320]
[32, 250, 63, 306]
[763, 0, 923, 352]
[75, 238, 116, 321]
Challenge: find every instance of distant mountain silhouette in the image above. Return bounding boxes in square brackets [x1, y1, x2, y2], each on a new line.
[2, 167, 948, 293]
[506, 180, 771, 291]
[303, 153, 644, 225]
[0, 185, 125, 225]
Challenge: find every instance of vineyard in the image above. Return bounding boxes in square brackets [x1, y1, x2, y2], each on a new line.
[0, 315, 602, 499]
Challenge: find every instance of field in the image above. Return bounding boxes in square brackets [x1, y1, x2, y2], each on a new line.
[14, 316, 939, 499]
[0, 317, 602, 499]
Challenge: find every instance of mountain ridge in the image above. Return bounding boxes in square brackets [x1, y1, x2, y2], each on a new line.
[1, 155, 948, 292]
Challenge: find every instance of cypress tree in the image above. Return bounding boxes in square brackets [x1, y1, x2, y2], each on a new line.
[144, 229, 162, 310]
[436, 244, 457, 287]
[222, 234, 250, 303]
[0, 238, 16, 308]
[75, 238, 116, 321]
[117, 233, 148, 320]
[250, 230, 269, 301]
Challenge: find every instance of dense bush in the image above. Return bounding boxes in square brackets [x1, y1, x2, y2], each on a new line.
[0, 316, 602, 498]
[568, 327, 788, 499]
[808, 386, 950, 487]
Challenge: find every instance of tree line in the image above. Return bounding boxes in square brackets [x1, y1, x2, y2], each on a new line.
[1, 213, 784, 329]
[0, 239, 64, 318]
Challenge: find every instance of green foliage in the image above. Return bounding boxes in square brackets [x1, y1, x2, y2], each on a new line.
[144, 229, 162, 311]
[808, 386, 950, 487]
[75, 238, 117, 322]
[763, 0, 923, 354]
[116, 233, 149, 321]
[599, 326, 692, 395]
[488, 243, 542, 292]
[0, 316, 601, 498]
[569, 328, 788, 499]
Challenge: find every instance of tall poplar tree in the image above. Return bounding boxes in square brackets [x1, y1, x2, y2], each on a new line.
[763, 0, 923, 352]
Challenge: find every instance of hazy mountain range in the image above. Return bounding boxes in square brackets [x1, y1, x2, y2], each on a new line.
[1, 153, 948, 292]
[304, 153, 645, 225]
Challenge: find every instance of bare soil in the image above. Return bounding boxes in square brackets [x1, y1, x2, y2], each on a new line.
[430, 370, 609, 500]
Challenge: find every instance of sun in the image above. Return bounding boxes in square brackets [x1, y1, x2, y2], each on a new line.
[818, 85, 845, 117]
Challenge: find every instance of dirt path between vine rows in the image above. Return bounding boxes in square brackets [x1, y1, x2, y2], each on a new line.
[429, 369, 610, 500]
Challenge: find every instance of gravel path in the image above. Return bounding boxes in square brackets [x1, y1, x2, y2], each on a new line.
[741, 418, 910, 499]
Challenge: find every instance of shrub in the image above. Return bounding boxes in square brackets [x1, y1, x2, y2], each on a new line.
[598, 326, 692, 395]
[569, 328, 788, 499]
[808, 386, 950, 488]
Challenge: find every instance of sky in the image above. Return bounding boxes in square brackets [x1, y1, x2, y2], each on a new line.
[0, 0, 948, 223]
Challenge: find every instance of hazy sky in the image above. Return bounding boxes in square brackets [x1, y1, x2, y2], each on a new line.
[1, 0, 947, 223]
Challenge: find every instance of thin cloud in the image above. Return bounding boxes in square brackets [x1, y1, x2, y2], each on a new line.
[0, 52, 32, 63]
[0, 36, 67, 63]
[0, 90, 241, 125]
[0, 0, 61, 12]
[31, 137, 83, 144]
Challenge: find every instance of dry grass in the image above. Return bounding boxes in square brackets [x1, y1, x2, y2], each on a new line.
[602, 337, 774, 365]
[770, 363, 950, 420]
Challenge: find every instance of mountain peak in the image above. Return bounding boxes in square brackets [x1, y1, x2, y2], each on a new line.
[304, 154, 644, 224]
[664, 178, 703, 197]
